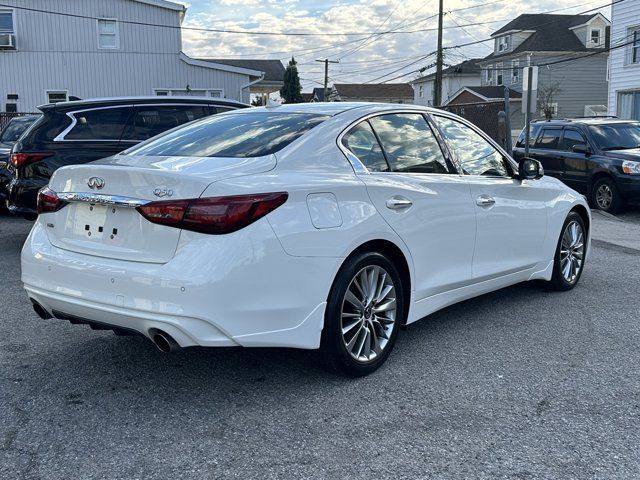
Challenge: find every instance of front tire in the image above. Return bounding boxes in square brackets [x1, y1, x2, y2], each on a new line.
[591, 177, 624, 214]
[321, 252, 405, 377]
[549, 212, 586, 291]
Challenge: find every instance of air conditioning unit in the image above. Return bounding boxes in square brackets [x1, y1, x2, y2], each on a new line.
[0, 34, 16, 49]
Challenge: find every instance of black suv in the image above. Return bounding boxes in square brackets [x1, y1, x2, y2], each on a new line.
[513, 118, 640, 213]
[3, 97, 247, 217]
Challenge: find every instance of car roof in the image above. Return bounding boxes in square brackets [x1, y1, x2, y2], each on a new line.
[230, 102, 439, 117]
[532, 118, 639, 127]
[38, 96, 248, 112]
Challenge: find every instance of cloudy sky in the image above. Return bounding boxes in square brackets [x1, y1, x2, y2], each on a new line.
[177, 0, 612, 92]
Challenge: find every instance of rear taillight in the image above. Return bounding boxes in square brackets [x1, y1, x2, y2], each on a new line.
[36, 187, 68, 214]
[10, 152, 53, 169]
[137, 192, 288, 234]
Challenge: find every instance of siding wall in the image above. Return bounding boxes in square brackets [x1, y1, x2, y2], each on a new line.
[0, 0, 253, 110]
[607, 0, 640, 116]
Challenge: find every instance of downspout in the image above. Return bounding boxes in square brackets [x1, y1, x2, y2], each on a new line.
[240, 73, 265, 104]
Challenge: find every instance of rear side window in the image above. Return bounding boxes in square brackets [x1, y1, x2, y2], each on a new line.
[561, 129, 587, 151]
[64, 107, 132, 141]
[121, 105, 212, 141]
[534, 128, 562, 150]
[128, 112, 328, 158]
[341, 121, 389, 172]
[368, 113, 449, 174]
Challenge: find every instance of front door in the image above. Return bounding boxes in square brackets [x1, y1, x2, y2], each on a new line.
[560, 128, 590, 193]
[432, 114, 551, 280]
[341, 113, 476, 300]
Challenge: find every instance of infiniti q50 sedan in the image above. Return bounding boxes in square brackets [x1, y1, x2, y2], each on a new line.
[22, 103, 590, 376]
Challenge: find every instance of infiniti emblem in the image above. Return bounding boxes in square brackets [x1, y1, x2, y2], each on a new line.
[87, 177, 105, 190]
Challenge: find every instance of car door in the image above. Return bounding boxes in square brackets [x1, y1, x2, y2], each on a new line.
[432, 114, 552, 280]
[559, 128, 590, 193]
[528, 127, 564, 179]
[341, 112, 476, 301]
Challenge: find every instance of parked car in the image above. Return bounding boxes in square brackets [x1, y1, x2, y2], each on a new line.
[22, 103, 590, 376]
[4, 97, 247, 218]
[0, 115, 39, 207]
[513, 118, 640, 213]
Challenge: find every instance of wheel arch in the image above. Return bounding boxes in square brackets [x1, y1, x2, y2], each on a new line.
[333, 239, 412, 325]
[570, 204, 590, 238]
[589, 170, 616, 194]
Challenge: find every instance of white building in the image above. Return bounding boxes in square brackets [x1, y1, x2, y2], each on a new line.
[410, 59, 482, 107]
[608, 0, 640, 119]
[0, 0, 266, 112]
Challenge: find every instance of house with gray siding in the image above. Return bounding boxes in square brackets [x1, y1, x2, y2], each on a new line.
[0, 0, 265, 112]
[607, 0, 640, 120]
[476, 13, 611, 130]
[410, 59, 482, 106]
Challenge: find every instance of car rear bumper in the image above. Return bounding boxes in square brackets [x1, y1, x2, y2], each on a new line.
[22, 219, 340, 350]
[6, 177, 46, 216]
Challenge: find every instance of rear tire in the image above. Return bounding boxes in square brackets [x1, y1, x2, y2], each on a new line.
[321, 251, 405, 377]
[591, 177, 624, 214]
[548, 212, 587, 291]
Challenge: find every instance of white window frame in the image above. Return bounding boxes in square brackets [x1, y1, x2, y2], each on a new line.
[497, 35, 510, 52]
[486, 64, 494, 85]
[628, 27, 640, 65]
[45, 90, 68, 104]
[589, 27, 603, 47]
[97, 18, 119, 50]
[511, 60, 520, 83]
[418, 84, 424, 98]
[496, 62, 504, 86]
[0, 8, 14, 34]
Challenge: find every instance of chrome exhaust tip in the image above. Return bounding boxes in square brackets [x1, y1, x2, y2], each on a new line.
[31, 300, 52, 320]
[149, 330, 180, 353]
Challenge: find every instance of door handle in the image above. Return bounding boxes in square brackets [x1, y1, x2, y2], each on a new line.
[386, 196, 413, 210]
[476, 195, 496, 207]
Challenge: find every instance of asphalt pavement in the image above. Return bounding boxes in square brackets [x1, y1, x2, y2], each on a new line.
[1, 210, 639, 479]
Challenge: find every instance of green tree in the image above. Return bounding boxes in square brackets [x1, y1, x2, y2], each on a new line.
[280, 57, 303, 104]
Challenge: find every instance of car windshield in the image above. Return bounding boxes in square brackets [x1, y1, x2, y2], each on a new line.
[589, 123, 640, 150]
[0, 118, 35, 143]
[126, 111, 329, 158]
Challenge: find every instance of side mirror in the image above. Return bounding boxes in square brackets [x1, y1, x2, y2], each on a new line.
[572, 144, 590, 155]
[518, 158, 544, 180]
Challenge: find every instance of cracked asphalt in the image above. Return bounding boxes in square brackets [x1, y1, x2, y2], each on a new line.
[1, 211, 639, 479]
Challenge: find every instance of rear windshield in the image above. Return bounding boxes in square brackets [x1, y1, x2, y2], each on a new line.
[0, 117, 37, 143]
[126, 112, 328, 158]
[588, 123, 640, 150]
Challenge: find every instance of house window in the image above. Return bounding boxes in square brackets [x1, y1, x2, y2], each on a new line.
[511, 60, 520, 83]
[629, 28, 640, 64]
[0, 9, 14, 34]
[155, 90, 170, 96]
[418, 85, 424, 98]
[46, 91, 68, 104]
[209, 90, 223, 98]
[97, 19, 119, 49]
[486, 65, 494, 85]
[496, 62, 503, 85]
[497, 35, 510, 52]
[590, 28, 602, 47]
[618, 91, 640, 121]
[5, 103, 17, 113]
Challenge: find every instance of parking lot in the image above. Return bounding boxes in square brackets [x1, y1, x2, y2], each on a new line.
[1, 210, 639, 479]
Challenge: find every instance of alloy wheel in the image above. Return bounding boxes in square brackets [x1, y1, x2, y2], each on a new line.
[560, 220, 585, 283]
[340, 265, 397, 363]
[595, 184, 613, 210]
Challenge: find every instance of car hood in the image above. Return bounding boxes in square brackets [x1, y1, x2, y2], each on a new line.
[603, 148, 640, 161]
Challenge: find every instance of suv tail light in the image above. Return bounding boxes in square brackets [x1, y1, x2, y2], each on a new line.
[10, 152, 53, 169]
[137, 192, 289, 234]
[37, 187, 68, 214]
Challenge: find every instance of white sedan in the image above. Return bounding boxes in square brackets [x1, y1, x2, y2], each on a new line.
[22, 103, 590, 376]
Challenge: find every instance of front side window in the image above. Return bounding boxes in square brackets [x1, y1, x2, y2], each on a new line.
[65, 107, 132, 141]
[534, 128, 562, 150]
[341, 121, 388, 172]
[121, 105, 212, 141]
[562, 129, 588, 151]
[433, 115, 510, 177]
[368, 113, 449, 174]
[127, 112, 328, 158]
[98, 19, 119, 49]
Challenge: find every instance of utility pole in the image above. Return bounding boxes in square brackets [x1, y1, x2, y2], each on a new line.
[316, 58, 339, 102]
[434, 0, 444, 107]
